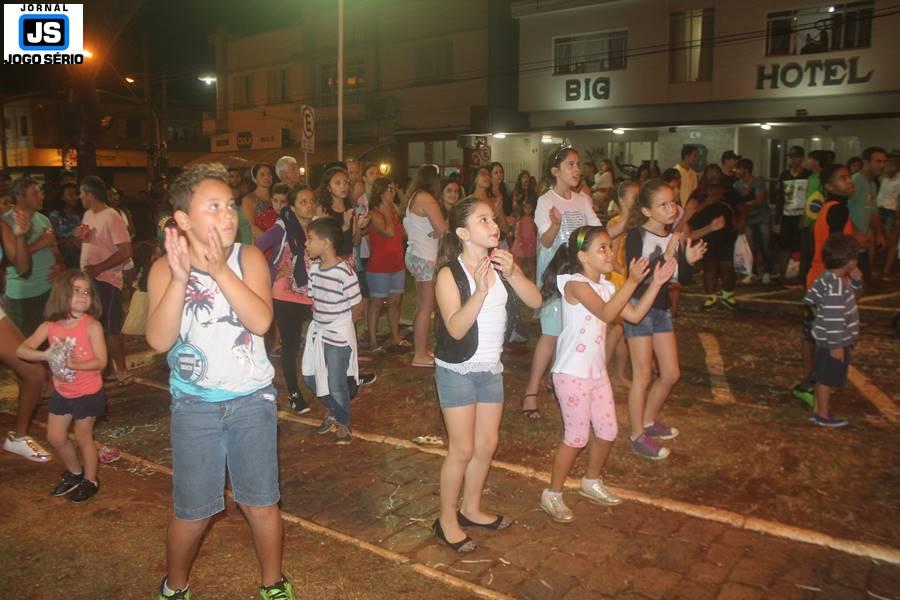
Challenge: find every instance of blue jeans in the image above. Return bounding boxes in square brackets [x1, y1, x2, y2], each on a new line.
[747, 222, 773, 275]
[170, 385, 280, 521]
[304, 343, 352, 427]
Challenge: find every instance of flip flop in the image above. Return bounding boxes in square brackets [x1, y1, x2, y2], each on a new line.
[410, 360, 435, 368]
[457, 511, 514, 530]
[521, 393, 541, 419]
[412, 434, 443, 447]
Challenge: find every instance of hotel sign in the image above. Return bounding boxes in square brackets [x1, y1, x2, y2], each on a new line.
[756, 56, 872, 90]
[564, 77, 610, 102]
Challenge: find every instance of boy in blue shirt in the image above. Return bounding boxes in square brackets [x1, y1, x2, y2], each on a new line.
[147, 163, 294, 600]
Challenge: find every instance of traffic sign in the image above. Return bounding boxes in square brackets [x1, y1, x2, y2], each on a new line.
[300, 105, 315, 153]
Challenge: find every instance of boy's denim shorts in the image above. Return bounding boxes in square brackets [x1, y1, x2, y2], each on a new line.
[170, 385, 280, 521]
[435, 365, 504, 409]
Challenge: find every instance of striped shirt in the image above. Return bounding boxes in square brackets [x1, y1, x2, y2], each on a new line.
[804, 270, 861, 349]
[308, 260, 361, 346]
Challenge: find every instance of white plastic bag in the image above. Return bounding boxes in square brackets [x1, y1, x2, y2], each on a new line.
[122, 290, 148, 335]
[733, 234, 754, 276]
[785, 257, 800, 280]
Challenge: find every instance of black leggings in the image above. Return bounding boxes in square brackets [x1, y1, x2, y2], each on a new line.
[702, 250, 736, 294]
[273, 299, 312, 395]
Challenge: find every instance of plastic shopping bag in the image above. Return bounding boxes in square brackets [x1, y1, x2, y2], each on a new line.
[733, 234, 753, 276]
[122, 290, 148, 336]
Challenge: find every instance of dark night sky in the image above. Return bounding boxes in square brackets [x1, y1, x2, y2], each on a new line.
[1, 0, 305, 107]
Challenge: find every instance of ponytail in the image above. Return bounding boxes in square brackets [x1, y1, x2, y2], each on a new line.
[540, 243, 573, 302]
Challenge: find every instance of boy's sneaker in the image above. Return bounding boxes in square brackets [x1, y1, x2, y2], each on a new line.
[51, 470, 83, 497]
[287, 392, 311, 415]
[158, 578, 191, 600]
[791, 384, 815, 408]
[630, 433, 670, 460]
[643, 421, 679, 440]
[540, 489, 574, 523]
[316, 415, 337, 435]
[67, 479, 99, 502]
[702, 295, 717, 310]
[359, 372, 377, 386]
[718, 290, 738, 310]
[809, 413, 849, 428]
[579, 478, 622, 506]
[259, 577, 294, 600]
[335, 425, 353, 445]
[3, 432, 51, 462]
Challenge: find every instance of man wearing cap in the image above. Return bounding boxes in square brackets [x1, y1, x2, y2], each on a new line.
[775, 146, 811, 284]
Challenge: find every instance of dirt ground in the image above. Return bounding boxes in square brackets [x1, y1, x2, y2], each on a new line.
[1, 277, 898, 599]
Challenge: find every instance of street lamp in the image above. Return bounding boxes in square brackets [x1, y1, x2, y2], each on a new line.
[198, 76, 216, 86]
[124, 76, 136, 84]
[83, 48, 94, 59]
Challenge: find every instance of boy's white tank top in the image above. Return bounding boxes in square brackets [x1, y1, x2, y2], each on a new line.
[167, 243, 275, 401]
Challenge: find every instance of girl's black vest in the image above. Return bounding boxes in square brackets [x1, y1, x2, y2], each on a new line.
[434, 259, 523, 364]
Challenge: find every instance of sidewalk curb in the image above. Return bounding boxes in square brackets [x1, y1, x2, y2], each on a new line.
[276, 410, 900, 566]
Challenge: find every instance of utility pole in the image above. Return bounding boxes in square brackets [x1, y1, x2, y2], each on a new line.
[160, 68, 168, 180]
[143, 32, 154, 186]
[337, 0, 344, 162]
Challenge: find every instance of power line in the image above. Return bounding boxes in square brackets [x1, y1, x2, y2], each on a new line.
[113, 4, 900, 117]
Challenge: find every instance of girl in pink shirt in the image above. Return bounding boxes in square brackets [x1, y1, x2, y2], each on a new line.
[511, 198, 537, 279]
[18, 270, 107, 502]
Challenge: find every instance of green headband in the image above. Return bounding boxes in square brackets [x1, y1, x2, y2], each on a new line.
[576, 227, 589, 251]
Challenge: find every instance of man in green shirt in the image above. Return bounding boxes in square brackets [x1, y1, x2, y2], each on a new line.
[3, 177, 64, 335]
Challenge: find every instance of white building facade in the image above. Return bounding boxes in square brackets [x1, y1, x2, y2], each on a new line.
[489, 0, 900, 181]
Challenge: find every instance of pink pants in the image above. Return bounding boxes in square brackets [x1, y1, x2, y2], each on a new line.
[552, 372, 618, 448]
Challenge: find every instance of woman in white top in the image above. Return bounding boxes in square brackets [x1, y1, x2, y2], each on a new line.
[403, 164, 447, 367]
[433, 197, 541, 552]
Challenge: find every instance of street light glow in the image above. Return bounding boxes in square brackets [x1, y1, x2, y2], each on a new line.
[198, 76, 217, 85]
[612, 128, 625, 135]
[760, 123, 772, 130]
[492, 133, 507, 139]
[541, 135, 553, 144]
[124, 77, 135, 84]
[83, 49, 94, 59]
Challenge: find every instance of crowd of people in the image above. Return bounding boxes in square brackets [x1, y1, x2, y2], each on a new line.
[0, 138, 896, 598]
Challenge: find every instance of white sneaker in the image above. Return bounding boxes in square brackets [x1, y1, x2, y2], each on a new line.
[540, 489, 574, 523]
[3, 431, 51, 462]
[762, 273, 772, 284]
[579, 478, 622, 506]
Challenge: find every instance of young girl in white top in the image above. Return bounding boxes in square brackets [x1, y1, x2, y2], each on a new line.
[522, 146, 627, 419]
[432, 196, 542, 553]
[538, 226, 675, 522]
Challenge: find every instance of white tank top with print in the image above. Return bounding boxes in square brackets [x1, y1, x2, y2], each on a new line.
[167, 243, 275, 401]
